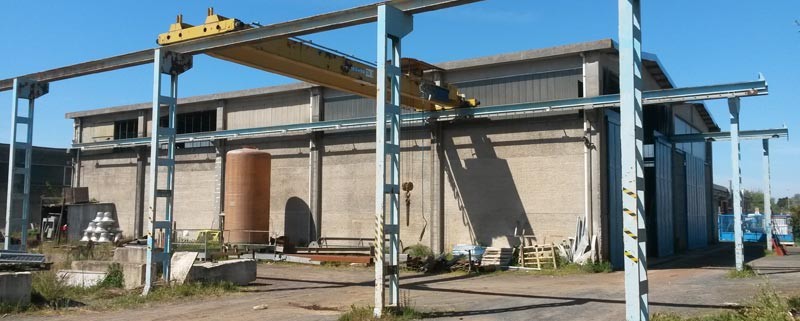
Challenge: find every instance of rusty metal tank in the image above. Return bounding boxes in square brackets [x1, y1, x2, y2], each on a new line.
[224, 147, 271, 243]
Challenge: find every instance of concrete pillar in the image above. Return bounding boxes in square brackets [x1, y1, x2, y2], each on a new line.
[133, 109, 150, 239]
[134, 147, 147, 238]
[428, 70, 446, 254]
[582, 52, 603, 261]
[213, 100, 227, 229]
[429, 122, 445, 254]
[309, 88, 324, 241]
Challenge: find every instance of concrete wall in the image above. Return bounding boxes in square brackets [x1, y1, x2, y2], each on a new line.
[441, 116, 585, 248]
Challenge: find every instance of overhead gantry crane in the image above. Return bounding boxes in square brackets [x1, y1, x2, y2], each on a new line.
[0, 1, 781, 319]
[158, 8, 479, 112]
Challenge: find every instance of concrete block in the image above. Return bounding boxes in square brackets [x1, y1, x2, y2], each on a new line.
[70, 260, 153, 290]
[186, 259, 256, 286]
[113, 246, 148, 264]
[57, 270, 106, 288]
[0, 272, 32, 305]
[120, 262, 153, 290]
[170, 252, 199, 285]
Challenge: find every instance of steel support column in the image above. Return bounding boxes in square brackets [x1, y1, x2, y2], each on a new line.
[4, 78, 48, 251]
[762, 139, 772, 251]
[728, 97, 744, 271]
[618, 0, 648, 319]
[143, 49, 192, 295]
[374, 4, 412, 317]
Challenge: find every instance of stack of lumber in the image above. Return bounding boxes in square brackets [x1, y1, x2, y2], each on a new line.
[480, 247, 513, 267]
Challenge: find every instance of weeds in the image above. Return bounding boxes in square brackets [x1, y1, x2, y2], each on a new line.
[651, 286, 796, 321]
[339, 290, 423, 321]
[338, 305, 423, 321]
[97, 263, 124, 289]
[404, 244, 433, 259]
[0, 270, 238, 315]
[727, 265, 758, 279]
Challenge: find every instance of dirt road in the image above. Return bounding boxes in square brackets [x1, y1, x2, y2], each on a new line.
[16, 244, 800, 321]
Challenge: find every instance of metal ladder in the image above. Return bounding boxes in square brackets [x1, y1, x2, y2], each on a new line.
[4, 78, 48, 251]
[143, 49, 192, 295]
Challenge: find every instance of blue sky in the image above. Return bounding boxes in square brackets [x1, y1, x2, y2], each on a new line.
[1, 1, 798, 197]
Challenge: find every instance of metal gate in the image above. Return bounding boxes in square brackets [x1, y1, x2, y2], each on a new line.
[606, 111, 623, 269]
[654, 137, 674, 257]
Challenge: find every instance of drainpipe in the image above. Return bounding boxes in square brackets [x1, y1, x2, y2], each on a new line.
[581, 53, 595, 258]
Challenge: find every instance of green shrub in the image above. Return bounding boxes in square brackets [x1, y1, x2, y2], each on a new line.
[97, 263, 124, 289]
[727, 265, 757, 279]
[405, 244, 433, 259]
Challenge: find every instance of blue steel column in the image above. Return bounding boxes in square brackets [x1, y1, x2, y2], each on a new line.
[762, 139, 772, 252]
[4, 78, 47, 251]
[374, 4, 412, 317]
[618, 0, 649, 320]
[144, 49, 191, 295]
[728, 98, 744, 270]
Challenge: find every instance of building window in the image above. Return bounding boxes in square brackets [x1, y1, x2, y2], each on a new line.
[160, 110, 216, 134]
[113, 119, 138, 140]
[602, 69, 620, 95]
[159, 110, 216, 148]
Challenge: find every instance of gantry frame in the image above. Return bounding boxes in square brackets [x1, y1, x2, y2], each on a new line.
[672, 127, 789, 258]
[3, 1, 776, 319]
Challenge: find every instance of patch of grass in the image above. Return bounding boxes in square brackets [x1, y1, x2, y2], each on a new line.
[338, 305, 422, 321]
[1, 270, 238, 315]
[404, 244, 433, 259]
[651, 287, 796, 321]
[339, 291, 423, 321]
[727, 265, 758, 279]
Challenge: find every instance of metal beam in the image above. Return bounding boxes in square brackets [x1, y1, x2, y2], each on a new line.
[670, 128, 788, 142]
[763, 139, 773, 252]
[0, 0, 480, 91]
[72, 78, 768, 150]
[729, 97, 744, 271]
[619, 0, 648, 319]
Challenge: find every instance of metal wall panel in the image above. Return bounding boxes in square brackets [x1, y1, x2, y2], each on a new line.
[226, 92, 309, 129]
[672, 151, 688, 252]
[323, 68, 582, 121]
[454, 69, 582, 107]
[606, 111, 623, 269]
[324, 95, 376, 120]
[686, 155, 708, 249]
[654, 137, 674, 256]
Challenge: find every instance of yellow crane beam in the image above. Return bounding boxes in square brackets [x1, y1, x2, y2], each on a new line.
[157, 9, 478, 111]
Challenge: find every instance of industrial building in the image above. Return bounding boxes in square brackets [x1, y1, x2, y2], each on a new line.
[67, 39, 717, 267]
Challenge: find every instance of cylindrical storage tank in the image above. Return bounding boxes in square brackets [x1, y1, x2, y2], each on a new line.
[224, 147, 271, 244]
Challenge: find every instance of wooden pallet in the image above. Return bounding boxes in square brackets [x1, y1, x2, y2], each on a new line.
[481, 247, 513, 267]
[519, 243, 557, 270]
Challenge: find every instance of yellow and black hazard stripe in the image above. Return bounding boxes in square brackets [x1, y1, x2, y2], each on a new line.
[624, 250, 639, 263]
[624, 228, 638, 240]
[623, 207, 637, 217]
[622, 187, 637, 198]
